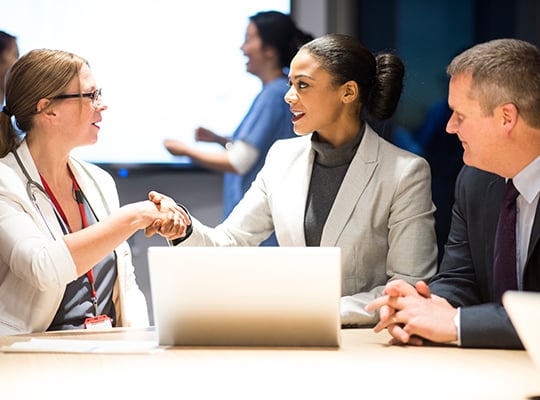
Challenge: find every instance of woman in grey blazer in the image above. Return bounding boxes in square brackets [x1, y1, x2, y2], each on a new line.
[159, 34, 437, 327]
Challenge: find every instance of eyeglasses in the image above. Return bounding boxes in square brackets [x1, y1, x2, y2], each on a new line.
[52, 88, 102, 106]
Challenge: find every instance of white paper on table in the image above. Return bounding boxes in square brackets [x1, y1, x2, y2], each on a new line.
[0, 338, 161, 354]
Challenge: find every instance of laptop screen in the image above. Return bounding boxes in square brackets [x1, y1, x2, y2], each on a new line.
[147, 246, 342, 347]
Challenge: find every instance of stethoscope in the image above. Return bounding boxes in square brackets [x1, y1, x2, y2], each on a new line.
[13, 148, 118, 318]
[13, 149, 73, 238]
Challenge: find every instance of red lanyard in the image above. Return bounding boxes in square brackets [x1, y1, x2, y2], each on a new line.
[40, 170, 99, 316]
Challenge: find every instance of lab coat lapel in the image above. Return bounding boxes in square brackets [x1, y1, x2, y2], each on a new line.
[15, 142, 67, 238]
[68, 159, 109, 222]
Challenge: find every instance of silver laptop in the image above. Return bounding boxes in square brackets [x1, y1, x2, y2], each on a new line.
[147, 246, 342, 347]
[503, 291, 540, 370]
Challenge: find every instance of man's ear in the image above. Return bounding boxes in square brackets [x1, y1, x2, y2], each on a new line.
[500, 102, 518, 132]
[342, 81, 359, 104]
[36, 98, 56, 117]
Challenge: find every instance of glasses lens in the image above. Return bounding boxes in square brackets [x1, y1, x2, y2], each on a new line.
[92, 89, 102, 105]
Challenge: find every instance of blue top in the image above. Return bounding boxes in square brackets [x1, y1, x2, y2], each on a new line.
[223, 75, 295, 218]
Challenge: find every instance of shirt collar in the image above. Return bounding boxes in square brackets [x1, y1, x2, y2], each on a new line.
[513, 155, 540, 204]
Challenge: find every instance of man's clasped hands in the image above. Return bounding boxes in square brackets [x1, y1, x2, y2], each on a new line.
[365, 280, 459, 345]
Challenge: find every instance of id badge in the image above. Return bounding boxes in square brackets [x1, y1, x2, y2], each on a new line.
[84, 314, 113, 330]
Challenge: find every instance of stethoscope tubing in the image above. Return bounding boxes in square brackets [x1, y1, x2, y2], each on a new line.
[12, 150, 70, 237]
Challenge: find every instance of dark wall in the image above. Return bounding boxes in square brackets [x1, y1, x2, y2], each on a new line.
[351, 0, 540, 133]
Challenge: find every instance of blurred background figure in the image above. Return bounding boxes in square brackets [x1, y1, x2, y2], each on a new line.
[164, 11, 313, 245]
[1, 30, 21, 142]
[0, 30, 19, 103]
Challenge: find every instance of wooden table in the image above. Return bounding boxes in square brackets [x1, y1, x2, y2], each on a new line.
[1, 327, 538, 399]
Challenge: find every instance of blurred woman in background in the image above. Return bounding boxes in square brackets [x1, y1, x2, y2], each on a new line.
[164, 11, 313, 245]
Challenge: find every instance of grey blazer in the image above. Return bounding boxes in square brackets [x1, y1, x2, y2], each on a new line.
[184, 124, 438, 326]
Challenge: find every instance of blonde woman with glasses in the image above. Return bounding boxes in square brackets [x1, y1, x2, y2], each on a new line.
[0, 49, 189, 334]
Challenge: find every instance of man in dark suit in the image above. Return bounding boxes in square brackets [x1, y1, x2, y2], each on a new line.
[366, 38, 540, 349]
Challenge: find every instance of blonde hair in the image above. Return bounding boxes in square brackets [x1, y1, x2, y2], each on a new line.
[0, 49, 88, 157]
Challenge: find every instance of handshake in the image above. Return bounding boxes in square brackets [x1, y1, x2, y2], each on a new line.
[142, 191, 191, 241]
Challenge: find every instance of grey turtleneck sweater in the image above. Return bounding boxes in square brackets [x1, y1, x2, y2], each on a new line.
[304, 126, 364, 246]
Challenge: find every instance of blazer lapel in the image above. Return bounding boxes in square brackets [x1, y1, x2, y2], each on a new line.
[287, 140, 315, 246]
[526, 200, 540, 260]
[484, 176, 505, 292]
[320, 126, 378, 246]
[523, 200, 540, 290]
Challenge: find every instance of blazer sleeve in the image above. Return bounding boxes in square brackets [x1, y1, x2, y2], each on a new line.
[460, 303, 522, 349]
[178, 147, 280, 247]
[429, 167, 484, 305]
[342, 152, 438, 326]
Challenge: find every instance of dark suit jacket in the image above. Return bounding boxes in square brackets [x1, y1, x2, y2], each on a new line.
[429, 166, 540, 349]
